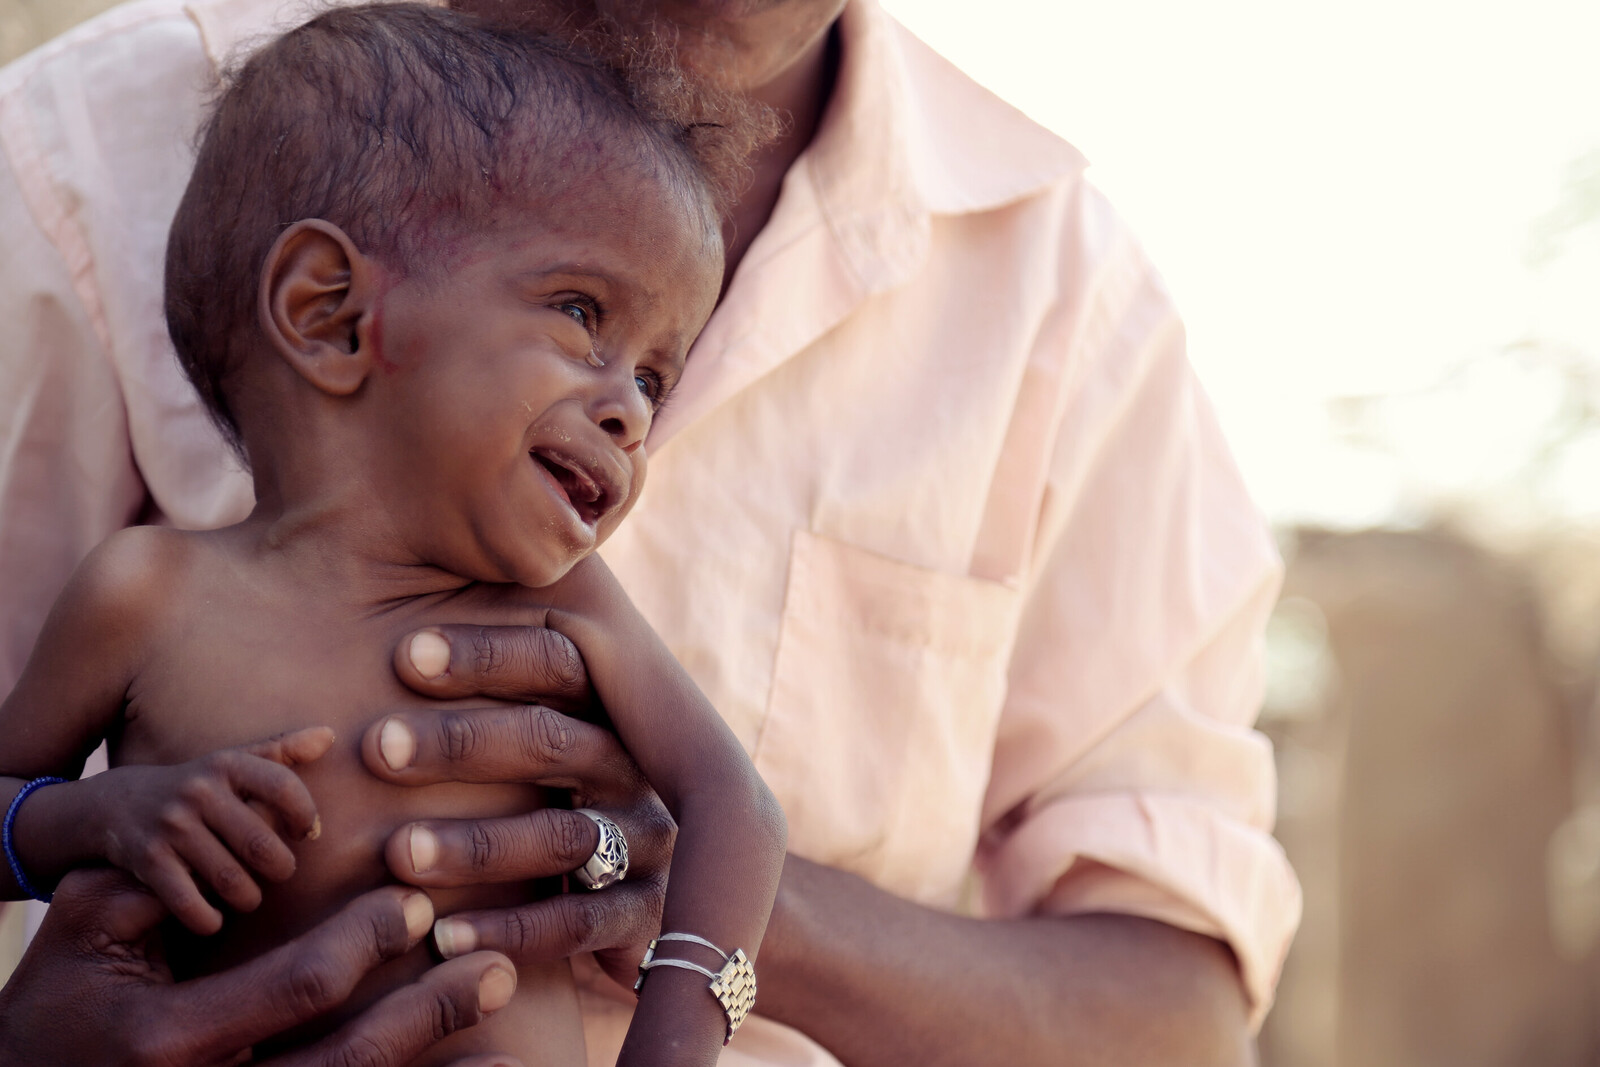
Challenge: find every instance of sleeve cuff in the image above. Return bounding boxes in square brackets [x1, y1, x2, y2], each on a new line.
[978, 791, 1302, 1030]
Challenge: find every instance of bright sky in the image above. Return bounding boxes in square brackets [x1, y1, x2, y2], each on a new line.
[881, 0, 1600, 530]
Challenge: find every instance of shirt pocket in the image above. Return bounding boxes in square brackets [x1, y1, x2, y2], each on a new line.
[752, 529, 1023, 906]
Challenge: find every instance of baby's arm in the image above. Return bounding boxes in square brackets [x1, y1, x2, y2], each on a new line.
[548, 556, 787, 1066]
[0, 527, 328, 933]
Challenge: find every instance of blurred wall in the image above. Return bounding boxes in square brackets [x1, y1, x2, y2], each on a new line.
[1260, 528, 1600, 1067]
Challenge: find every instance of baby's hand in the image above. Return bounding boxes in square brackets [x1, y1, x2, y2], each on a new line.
[92, 727, 334, 935]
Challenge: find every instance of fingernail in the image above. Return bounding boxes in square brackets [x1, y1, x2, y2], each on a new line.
[306, 815, 322, 841]
[408, 631, 451, 680]
[409, 826, 439, 873]
[379, 718, 416, 772]
[402, 892, 434, 941]
[434, 917, 479, 960]
[477, 962, 516, 1011]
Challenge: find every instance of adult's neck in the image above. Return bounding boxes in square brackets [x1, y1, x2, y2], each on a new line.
[446, 0, 844, 290]
[722, 22, 840, 290]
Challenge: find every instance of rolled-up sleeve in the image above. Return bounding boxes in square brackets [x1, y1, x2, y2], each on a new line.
[974, 232, 1300, 1027]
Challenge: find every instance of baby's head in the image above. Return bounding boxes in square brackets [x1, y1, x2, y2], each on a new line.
[165, 3, 749, 585]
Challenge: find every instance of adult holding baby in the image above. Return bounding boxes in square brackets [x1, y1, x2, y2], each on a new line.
[0, 0, 1299, 1064]
[0, 867, 524, 1066]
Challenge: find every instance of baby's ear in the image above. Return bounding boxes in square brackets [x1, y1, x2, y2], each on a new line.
[259, 219, 376, 397]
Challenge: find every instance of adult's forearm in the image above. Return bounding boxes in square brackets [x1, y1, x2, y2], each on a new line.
[757, 855, 1255, 1067]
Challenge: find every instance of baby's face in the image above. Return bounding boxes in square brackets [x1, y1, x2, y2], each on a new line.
[365, 163, 722, 588]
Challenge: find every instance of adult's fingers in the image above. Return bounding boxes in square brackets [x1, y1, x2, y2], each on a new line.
[0, 871, 171, 1066]
[362, 704, 632, 791]
[383, 800, 674, 888]
[428, 879, 664, 970]
[146, 886, 436, 1062]
[33, 866, 167, 947]
[392, 625, 594, 712]
[385, 807, 579, 888]
[262, 951, 521, 1067]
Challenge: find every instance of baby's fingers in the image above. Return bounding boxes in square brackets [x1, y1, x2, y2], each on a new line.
[174, 820, 266, 914]
[244, 725, 337, 767]
[135, 841, 226, 935]
[208, 747, 323, 842]
[204, 795, 298, 886]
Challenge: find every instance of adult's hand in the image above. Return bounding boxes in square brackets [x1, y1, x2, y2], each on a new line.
[373, 625, 675, 991]
[379, 626, 1254, 1067]
[393, 624, 599, 719]
[0, 868, 523, 1067]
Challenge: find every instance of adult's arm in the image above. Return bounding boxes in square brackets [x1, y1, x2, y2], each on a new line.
[0, 868, 522, 1067]
[759, 857, 1252, 1066]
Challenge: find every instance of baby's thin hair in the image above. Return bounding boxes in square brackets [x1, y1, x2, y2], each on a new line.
[165, 1, 771, 450]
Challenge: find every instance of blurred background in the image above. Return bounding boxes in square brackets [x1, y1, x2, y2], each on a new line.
[4, 2, 1599, 1063]
[887, 4, 1600, 1064]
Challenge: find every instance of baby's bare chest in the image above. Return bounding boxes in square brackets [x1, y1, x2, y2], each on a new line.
[117, 581, 555, 758]
[116, 588, 551, 954]
[122, 600, 421, 759]
[115, 580, 582, 1063]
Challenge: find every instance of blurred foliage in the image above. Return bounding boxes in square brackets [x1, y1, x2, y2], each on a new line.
[1528, 146, 1600, 267]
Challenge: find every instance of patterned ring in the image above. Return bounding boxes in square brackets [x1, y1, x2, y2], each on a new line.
[573, 808, 629, 890]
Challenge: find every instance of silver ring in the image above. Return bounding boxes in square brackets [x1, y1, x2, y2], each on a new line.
[574, 808, 629, 890]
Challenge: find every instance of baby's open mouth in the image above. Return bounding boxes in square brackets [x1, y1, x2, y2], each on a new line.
[531, 449, 609, 525]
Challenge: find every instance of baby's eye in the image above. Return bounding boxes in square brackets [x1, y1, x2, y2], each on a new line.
[635, 372, 664, 409]
[557, 302, 590, 329]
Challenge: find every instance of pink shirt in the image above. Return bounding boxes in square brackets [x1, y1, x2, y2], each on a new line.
[0, 0, 1300, 1057]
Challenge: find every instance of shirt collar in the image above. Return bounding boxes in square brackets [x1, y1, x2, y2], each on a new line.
[644, 0, 1091, 447]
[804, 0, 1088, 292]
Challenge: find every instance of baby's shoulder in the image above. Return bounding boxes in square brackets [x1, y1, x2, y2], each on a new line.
[64, 526, 215, 627]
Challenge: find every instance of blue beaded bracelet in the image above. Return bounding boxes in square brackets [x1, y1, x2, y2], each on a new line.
[3, 776, 66, 902]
